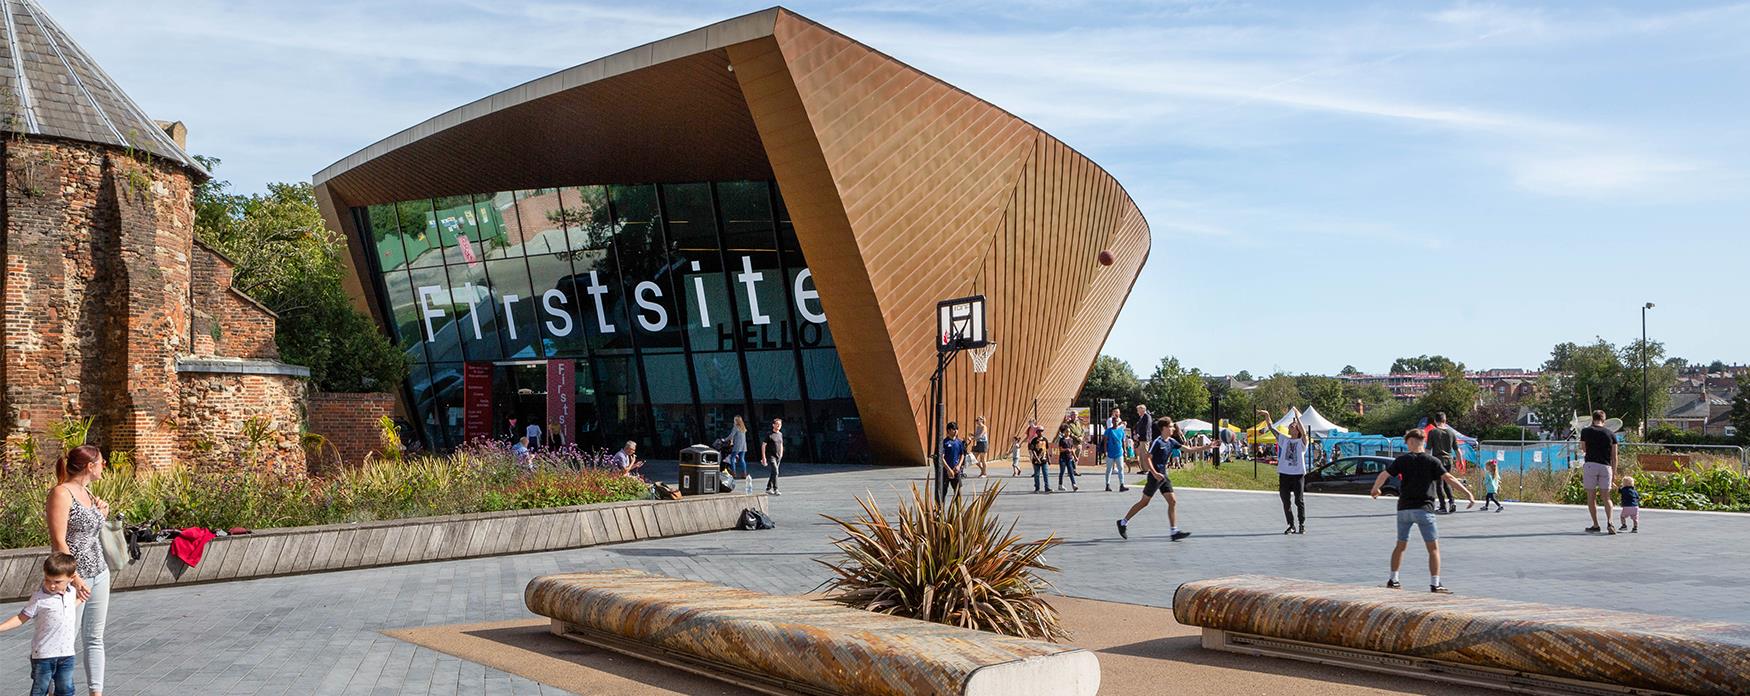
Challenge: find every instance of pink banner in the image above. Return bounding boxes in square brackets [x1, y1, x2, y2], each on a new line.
[546, 360, 575, 447]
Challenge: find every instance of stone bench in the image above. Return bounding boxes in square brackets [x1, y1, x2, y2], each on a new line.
[1173, 575, 1750, 696]
[524, 569, 1099, 696]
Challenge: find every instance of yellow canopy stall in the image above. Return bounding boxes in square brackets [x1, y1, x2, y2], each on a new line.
[1246, 421, 1282, 444]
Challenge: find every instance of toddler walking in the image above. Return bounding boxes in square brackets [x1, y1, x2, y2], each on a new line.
[1009, 435, 1023, 477]
[0, 554, 83, 696]
[1483, 460, 1504, 512]
[1619, 476, 1640, 533]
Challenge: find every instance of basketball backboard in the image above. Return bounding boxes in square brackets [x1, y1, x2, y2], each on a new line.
[937, 295, 987, 352]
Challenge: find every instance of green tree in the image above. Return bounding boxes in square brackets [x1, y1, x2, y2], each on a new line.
[1708, 360, 1728, 373]
[1142, 357, 1209, 420]
[1077, 355, 1143, 412]
[1205, 376, 1253, 430]
[194, 156, 408, 392]
[1340, 365, 1360, 376]
[1339, 382, 1394, 428]
[1531, 338, 1676, 432]
[1417, 369, 1481, 426]
[1358, 399, 1421, 436]
[1391, 355, 1464, 374]
[1729, 394, 1750, 445]
[1234, 370, 1253, 382]
[1294, 375, 1347, 419]
[1251, 373, 1300, 416]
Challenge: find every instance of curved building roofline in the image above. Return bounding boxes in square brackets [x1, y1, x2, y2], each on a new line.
[315, 6, 1152, 465]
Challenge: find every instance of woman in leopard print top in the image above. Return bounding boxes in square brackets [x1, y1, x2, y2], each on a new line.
[47, 444, 111, 695]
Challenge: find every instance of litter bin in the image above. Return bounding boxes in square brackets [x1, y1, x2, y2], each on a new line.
[678, 444, 721, 496]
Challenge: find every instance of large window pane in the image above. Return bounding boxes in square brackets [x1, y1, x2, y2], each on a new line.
[484, 258, 541, 359]
[380, 269, 426, 363]
[443, 261, 502, 361]
[611, 184, 682, 353]
[717, 180, 776, 251]
[399, 198, 443, 269]
[406, 265, 465, 363]
[591, 355, 645, 451]
[513, 189, 569, 255]
[525, 252, 591, 358]
[726, 251, 793, 351]
[643, 353, 696, 457]
[486, 192, 531, 259]
[693, 351, 747, 443]
[368, 204, 409, 273]
[559, 185, 613, 251]
[786, 248, 832, 347]
[431, 194, 478, 265]
[469, 193, 514, 260]
[561, 248, 634, 355]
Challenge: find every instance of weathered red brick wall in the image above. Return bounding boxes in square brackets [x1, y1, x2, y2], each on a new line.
[189, 242, 278, 359]
[305, 391, 396, 471]
[3, 136, 309, 473]
[176, 371, 307, 473]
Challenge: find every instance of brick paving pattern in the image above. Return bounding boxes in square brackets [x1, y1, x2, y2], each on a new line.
[2, 463, 1745, 694]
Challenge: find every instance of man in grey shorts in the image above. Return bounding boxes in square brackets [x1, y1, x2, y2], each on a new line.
[1373, 428, 1474, 593]
[1578, 410, 1618, 534]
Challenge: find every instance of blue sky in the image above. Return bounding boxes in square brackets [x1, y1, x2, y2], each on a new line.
[56, 1, 1748, 376]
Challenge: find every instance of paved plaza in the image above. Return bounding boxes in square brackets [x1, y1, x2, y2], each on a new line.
[3, 463, 1746, 694]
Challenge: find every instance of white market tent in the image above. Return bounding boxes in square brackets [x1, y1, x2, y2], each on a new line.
[1270, 407, 1302, 431]
[1175, 418, 1214, 434]
[1296, 406, 1349, 435]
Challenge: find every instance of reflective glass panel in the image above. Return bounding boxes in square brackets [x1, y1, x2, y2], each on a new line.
[399, 198, 442, 268]
[483, 257, 541, 359]
[514, 189, 569, 255]
[368, 205, 409, 272]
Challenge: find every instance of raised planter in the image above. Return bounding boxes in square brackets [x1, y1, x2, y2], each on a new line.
[0, 493, 766, 602]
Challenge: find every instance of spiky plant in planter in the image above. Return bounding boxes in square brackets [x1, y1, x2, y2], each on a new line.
[818, 482, 1068, 641]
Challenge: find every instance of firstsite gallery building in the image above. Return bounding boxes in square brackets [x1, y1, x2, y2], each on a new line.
[313, 8, 1149, 466]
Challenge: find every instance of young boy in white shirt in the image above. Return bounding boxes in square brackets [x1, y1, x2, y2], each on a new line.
[0, 553, 84, 696]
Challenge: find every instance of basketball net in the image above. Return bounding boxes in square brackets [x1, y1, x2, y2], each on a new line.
[968, 344, 996, 373]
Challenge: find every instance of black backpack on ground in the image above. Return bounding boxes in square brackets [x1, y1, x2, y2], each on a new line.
[737, 508, 774, 530]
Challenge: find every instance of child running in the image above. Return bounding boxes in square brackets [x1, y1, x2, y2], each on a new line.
[1484, 460, 1504, 512]
[1117, 417, 1216, 541]
[1619, 476, 1640, 533]
[0, 553, 83, 696]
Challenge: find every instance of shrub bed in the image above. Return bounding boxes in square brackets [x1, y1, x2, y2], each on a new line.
[0, 439, 648, 550]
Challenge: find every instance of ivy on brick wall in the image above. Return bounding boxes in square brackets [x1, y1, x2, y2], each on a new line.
[192, 156, 407, 392]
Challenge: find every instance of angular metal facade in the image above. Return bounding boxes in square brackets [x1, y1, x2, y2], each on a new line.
[314, 8, 1150, 465]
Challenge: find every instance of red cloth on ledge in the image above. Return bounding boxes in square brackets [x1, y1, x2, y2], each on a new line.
[170, 527, 216, 567]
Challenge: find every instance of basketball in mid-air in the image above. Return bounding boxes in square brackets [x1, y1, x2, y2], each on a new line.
[1097, 250, 1114, 266]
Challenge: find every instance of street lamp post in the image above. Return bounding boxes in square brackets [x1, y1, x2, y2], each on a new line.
[1642, 302, 1655, 434]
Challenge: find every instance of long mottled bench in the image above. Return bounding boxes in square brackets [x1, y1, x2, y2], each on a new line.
[525, 569, 1099, 696]
[1173, 575, 1750, 696]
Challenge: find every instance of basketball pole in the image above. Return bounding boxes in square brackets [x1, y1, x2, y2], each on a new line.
[929, 345, 960, 509]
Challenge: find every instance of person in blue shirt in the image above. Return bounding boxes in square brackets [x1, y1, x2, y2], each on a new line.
[938, 422, 967, 504]
[1102, 409, 1130, 493]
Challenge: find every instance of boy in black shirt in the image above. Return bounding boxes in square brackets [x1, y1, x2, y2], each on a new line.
[1372, 428, 1475, 594]
[1116, 417, 1216, 541]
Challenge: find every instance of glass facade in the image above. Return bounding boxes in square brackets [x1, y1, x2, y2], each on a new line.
[355, 180, 863, 463]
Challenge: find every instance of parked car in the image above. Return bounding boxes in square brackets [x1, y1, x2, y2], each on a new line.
[1305, 456, 1397, 496]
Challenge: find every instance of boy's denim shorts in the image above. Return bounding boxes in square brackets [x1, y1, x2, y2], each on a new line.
[1396, 509, 1438, 543]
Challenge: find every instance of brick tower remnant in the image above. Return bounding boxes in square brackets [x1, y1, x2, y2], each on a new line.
[0, 0, 309, 471]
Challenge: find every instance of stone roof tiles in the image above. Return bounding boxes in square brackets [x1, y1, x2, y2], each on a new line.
[0, 0, 202, 173]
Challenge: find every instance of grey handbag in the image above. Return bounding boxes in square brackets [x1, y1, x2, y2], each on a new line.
[100, 515, 129, 570]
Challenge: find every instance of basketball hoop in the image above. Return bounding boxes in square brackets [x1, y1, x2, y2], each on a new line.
[968, 343, 996, 373]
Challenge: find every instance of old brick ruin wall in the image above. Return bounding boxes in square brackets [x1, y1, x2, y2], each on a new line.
[2, 136, 308, 472]
[304, 391, 396, 474]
